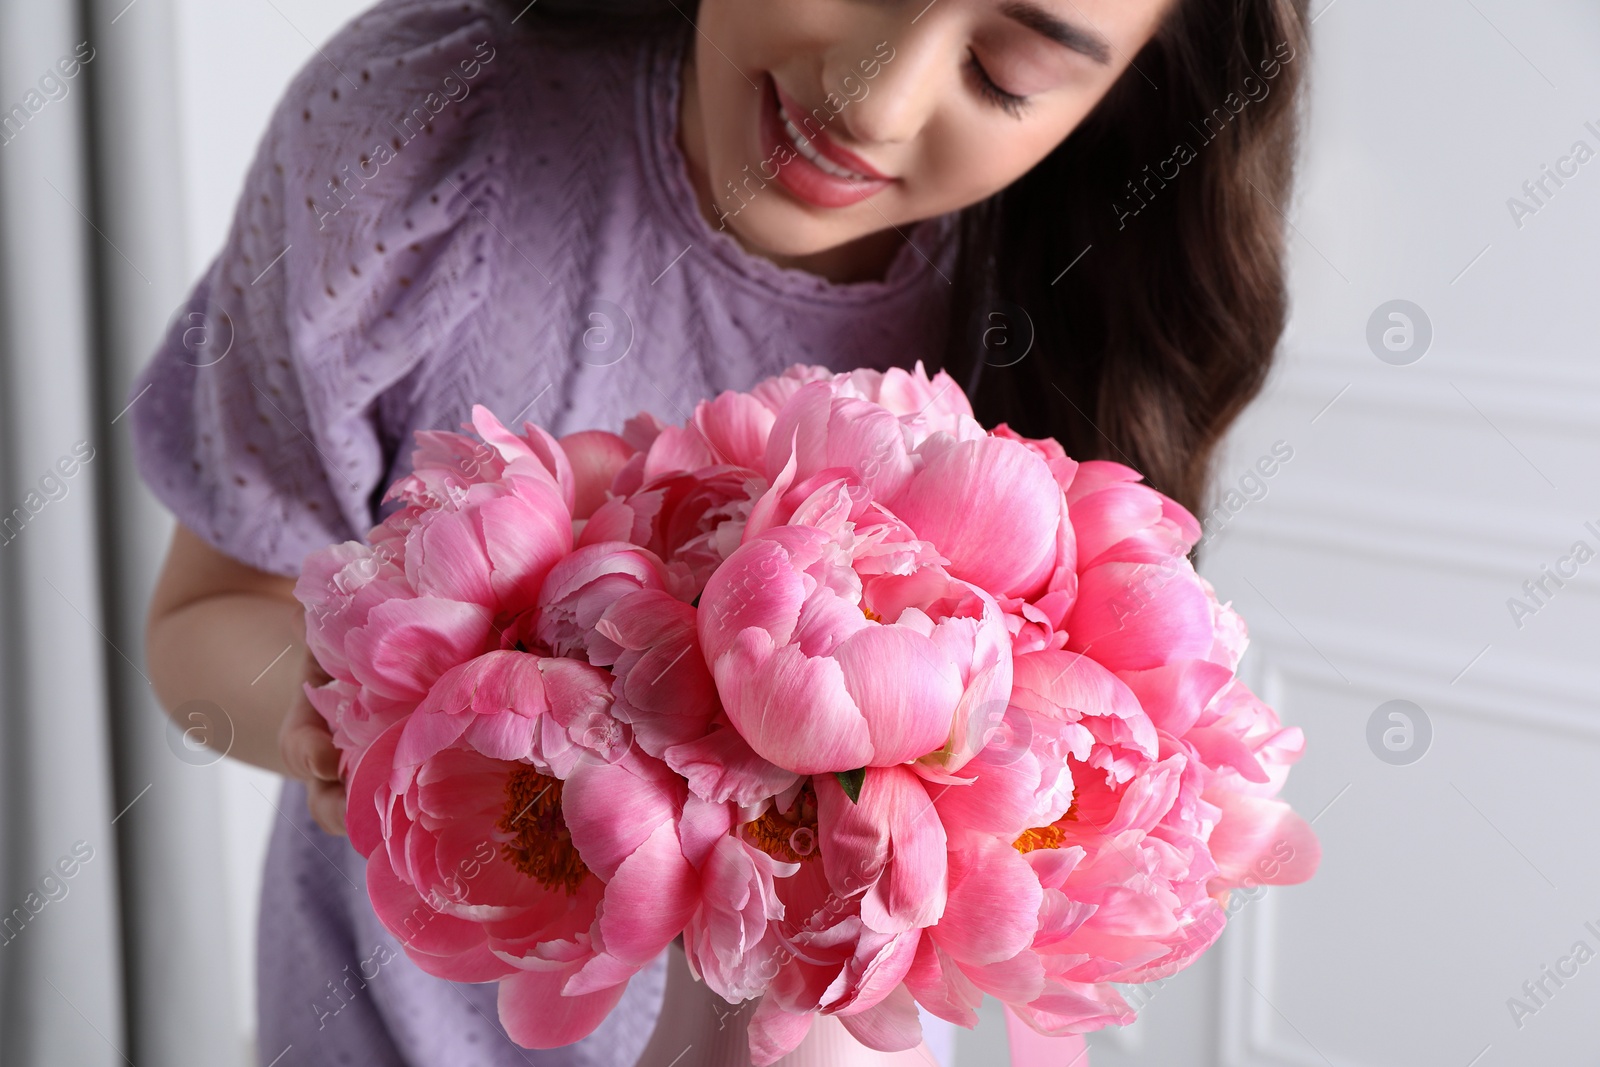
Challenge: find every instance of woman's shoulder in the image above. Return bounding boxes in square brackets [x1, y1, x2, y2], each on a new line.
[271, 0, 656, 145]
[249, 0, 665, 285]
[233, 1, 648, 366]
[265, 1, 509, 196]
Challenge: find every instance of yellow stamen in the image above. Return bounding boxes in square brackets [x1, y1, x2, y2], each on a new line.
[499, 766, 589, 895]
[1012, 799, 1080, 855]
[742, 782, 820, 863]
[1012, 824, 1066, 854]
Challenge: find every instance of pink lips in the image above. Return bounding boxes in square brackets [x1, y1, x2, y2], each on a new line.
[758, 74, 894, 209]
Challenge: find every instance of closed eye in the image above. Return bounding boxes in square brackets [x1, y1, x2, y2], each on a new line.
[966, 49, 1030, 117]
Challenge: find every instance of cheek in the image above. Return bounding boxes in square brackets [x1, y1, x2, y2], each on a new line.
[693, 5, 780, 169]
[910, 113, 1075, 209]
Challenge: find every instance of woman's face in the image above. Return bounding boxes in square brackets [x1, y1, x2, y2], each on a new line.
[683, 0, 1176, 264]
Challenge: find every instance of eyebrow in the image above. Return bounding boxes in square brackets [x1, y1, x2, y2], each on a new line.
[998, 2, 1113, 65]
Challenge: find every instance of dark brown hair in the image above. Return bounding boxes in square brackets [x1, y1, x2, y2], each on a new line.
[519, 0, 1311, 527]
[943, 0, 1311, 526]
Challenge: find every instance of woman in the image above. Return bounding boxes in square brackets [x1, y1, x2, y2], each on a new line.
[132, 0, 1308, 1063]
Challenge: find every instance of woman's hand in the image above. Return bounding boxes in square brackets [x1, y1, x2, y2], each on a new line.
[278, 648, 346, 836]
[147, 524, 341, 784]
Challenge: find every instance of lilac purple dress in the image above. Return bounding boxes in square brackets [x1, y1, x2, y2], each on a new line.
[127, 1, 959, 1063]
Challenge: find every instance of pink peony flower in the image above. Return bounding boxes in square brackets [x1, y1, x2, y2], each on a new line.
[347, 651, 699, 1048]
[527, 541, 669, 659]
[295, 405, 587, 768]
[776, 361, 979, 448]
[678, 798, 798, 1005]
[590, 588, 721, 760]
[294, 365, 1321, 1063]
[738, 768, 949, 1064]
[1058, 460, 1217, 672]
[915, 632, 1320, 1040]
[581, 466, 758, 600]
[697, 495, 1011, 775]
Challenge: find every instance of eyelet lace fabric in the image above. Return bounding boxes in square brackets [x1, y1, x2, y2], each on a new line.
[125, 2, 958, 1063]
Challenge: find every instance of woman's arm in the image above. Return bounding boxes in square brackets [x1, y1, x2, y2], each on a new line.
[144, 522, 345, 834]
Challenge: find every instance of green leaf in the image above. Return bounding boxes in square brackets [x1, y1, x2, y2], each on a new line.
[836, 767, 867, 804]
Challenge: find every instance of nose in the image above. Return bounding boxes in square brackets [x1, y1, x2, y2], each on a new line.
[825, 20, 954, 147]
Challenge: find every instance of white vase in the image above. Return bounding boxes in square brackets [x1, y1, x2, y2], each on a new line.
[631, 943, 941, 1067]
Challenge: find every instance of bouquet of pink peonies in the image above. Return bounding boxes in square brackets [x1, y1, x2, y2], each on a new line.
[296, 362, 1320, 1064]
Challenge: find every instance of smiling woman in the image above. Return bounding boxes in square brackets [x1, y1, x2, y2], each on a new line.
[682, 0, 1174, 265]
[126, 0, 1311, 1064]
[671, 0, 1310, 520]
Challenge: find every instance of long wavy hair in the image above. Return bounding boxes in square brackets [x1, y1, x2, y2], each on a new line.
[947, 0, 1310, 531]
[521, 0, 1311, 529]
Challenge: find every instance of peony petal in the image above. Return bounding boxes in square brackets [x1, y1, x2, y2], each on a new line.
[818, 768, 947, 933]
[1013, 979, 1135, 1033]
[560, 430, 635, 520]
[600, 590, 719, 756]
[748, 996, 815, 1066]
[366, 846, 506, 978]
[561, 755, 678, 881]
[697, 536, 810, 663]
[836, 983, 924, 1051]
[1115, 659, 1236, 738]
[1186, 726, 1271, 784]
[763, 381, 835, 485]
[694, 389, 778, 471]
[346, 718, 406, 859]
[461, 712, 538, 762]
[479, 486, 573, 613]
[961, 951, 1047, 1004]
[642, 424, 719, 481]
[346, 596, 494, 702]
[832, 625, 963, 767]
[939, 836, 1044, 966]
[1064, 561, 1215, 671]
[406, 507, 496, 606]
[823, 397, 914, 501]
[904, 937, 982, 1027]
[497, 964, 629, 1049]
[715, 629, 874, 775]
[663, 726, 802, 806]
[931, 704, 1076, 838]
[588, 819, 698, 971]
[1069, 482, 1171, 567]
[890, 435, 1062, 599]
[1012, 651, 1158, 759]
[1060, 460, 1144, 507]
[1206, 793, 1321, 889]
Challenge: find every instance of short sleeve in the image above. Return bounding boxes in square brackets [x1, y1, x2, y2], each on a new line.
[126, 0, 508, 576]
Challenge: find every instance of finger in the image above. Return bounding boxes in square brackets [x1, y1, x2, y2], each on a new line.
[281, 699, 340, 781]
[304, 723, 341, 781]
[305, 656, 334, 686]
[307, 778, 347, 837]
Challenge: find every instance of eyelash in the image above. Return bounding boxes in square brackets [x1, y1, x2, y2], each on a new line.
[966, 50, 1029, 117]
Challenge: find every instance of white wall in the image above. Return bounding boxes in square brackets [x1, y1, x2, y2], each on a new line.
[1092, 1, 1600, 1064]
